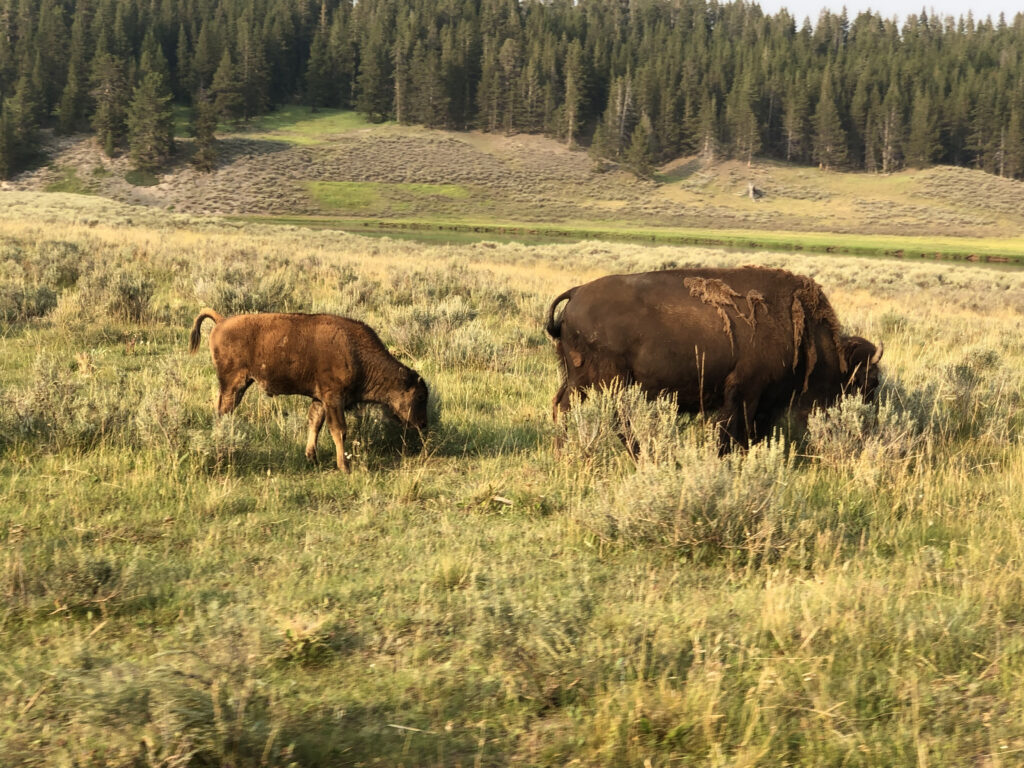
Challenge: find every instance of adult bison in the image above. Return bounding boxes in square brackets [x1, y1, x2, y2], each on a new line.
[189, 309, 429, 471]
[546, 267, 882, 452]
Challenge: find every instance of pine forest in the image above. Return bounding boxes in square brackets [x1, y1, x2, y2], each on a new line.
[3, 0, 1024, 180]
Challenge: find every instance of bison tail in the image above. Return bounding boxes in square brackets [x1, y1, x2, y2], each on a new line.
[189, 308, 226, 354]
[545, 287, 578, 340]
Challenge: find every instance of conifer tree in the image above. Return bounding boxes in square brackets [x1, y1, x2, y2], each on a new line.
[57, 3, 90, 134]
[812, 68, 847, 169]
[128, 70, 174, 171]
[625, 116, 654, 177]
[727, 71, 761, 165]
[905, 88, 940, 167]
[174, 25, 194, 101]
[782, 82, 809, 163]
[90, 53, 129, 156]
[880, 82, 904, 172]
[356, 20, 392, 121]
[235, 17, 269, 118]
[563, 39, 584, 147]
[696, 92, 719, 163]
[305, 24, 333, 110]
[211, 48, 243, 123]
[0, 102, 14, 179]
[191, 85, 218, 171]
[410, 40, 448, 128]
[497, 37, 521, 134]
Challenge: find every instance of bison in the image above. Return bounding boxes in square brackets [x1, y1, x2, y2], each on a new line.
[189, 309, 429, 471]
[546, 267, 882, 453]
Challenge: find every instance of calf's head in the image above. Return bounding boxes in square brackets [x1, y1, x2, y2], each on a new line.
[389, 371, 430, 432]
[842, 336, 884, 401]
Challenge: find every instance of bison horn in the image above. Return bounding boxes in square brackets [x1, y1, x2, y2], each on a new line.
[870, 342, 884, 365]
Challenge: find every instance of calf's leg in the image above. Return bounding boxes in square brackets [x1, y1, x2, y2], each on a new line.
[322, 397, 350, 472]
[305, 400, 325, 460]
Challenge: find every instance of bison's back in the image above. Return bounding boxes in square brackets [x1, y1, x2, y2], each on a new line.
[210, 313, 382, 398]
[562, 269, 809, 395]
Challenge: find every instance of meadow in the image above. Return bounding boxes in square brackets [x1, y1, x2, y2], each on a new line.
[2, 192, 1024, 767]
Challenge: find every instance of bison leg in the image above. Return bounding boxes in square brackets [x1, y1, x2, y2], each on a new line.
[719, 378, 759, 455]
[305, 400, 326, 461]
[323, 400, 350, 472]
[217, 373, 252, 415]
[551, 381, 577, 422]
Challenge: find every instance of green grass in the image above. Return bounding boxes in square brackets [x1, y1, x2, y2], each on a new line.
[4, 193, 1024, 767]
[124, 169, 160, 187]
[43, 165, 91, 194]
[306, 181, 475, 214]
[232, 106, 376, 144]
[232, 213, 1024, 265]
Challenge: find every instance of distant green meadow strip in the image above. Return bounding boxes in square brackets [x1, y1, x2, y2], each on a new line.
[229, 214, 1024, 265]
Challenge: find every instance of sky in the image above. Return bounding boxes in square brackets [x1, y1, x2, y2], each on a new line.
[753, 0, 1021, 26]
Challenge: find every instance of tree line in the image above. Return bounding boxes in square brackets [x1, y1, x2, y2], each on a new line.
[3, 0, 1024, 181]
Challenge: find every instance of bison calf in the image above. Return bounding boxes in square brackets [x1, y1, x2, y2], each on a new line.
[189, 308, 428, 471]
[547, 267, 882, 454]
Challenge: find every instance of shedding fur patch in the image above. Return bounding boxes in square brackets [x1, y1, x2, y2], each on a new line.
[740, 290, 766, 329]
[684, 277, 743, 350]
[790, 276, 847, 392]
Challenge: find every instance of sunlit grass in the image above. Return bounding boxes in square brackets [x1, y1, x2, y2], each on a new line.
[2, 194, 1024, 766]
[231, 106, 377, 144]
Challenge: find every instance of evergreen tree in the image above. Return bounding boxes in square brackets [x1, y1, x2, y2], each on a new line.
[563, 39, 584, 147]
[191, 85, 218, 171]
[356, 19, 392, 121]
[0, 77, 39, 176]
[211, 48, 243, 123]
[812, 68, 847, 169]
[905, 88, 940, 167]
[782, 82, 809, 163]
[696, 92, 719, 163]
[625, 116, 654, 177]
[879, 82, 904, 172]
[305, 24, 333, 109]
[235, 16, 269, 118]
[497, 37, 521, 134]
[477, 36, 501, 132]
[0, 101, 15, 179]
[410, 40, 448, 128]
[727, 71, 761, 165]
[90, 53, 129, 156]
[174, 24, 194, 101]
[1005, 100, 1024, 178]
[127, 70, 175, 171]
[57, 2, 91, 134]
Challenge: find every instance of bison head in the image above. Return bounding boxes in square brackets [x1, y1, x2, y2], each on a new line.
[842, 336, 883, 401]
[391, 371, 430, 432]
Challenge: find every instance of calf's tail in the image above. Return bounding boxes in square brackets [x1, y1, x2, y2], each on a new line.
[545, 287, 578, 340]
[189, 308, 226, 354]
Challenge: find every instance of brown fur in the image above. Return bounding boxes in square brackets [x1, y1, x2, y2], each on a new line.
[189, 310, 429, 471]
[546, 266, 882, 454]
[683, 276, 742, 350]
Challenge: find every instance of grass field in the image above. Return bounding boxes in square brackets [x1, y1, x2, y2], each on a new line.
[2, 193, 1024, 766]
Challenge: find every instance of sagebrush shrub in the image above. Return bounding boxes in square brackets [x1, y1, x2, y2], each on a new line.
[575, 432, 793, 563]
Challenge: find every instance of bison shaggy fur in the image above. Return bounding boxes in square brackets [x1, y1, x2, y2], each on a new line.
[546, 267, 882, 453]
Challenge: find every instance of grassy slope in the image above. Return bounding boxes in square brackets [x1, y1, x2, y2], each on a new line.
[12, 109, 1024, 261]
[2, 195, 1024, 766]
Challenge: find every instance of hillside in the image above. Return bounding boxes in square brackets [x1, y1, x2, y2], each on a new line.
[6, 109, 1024, 242]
